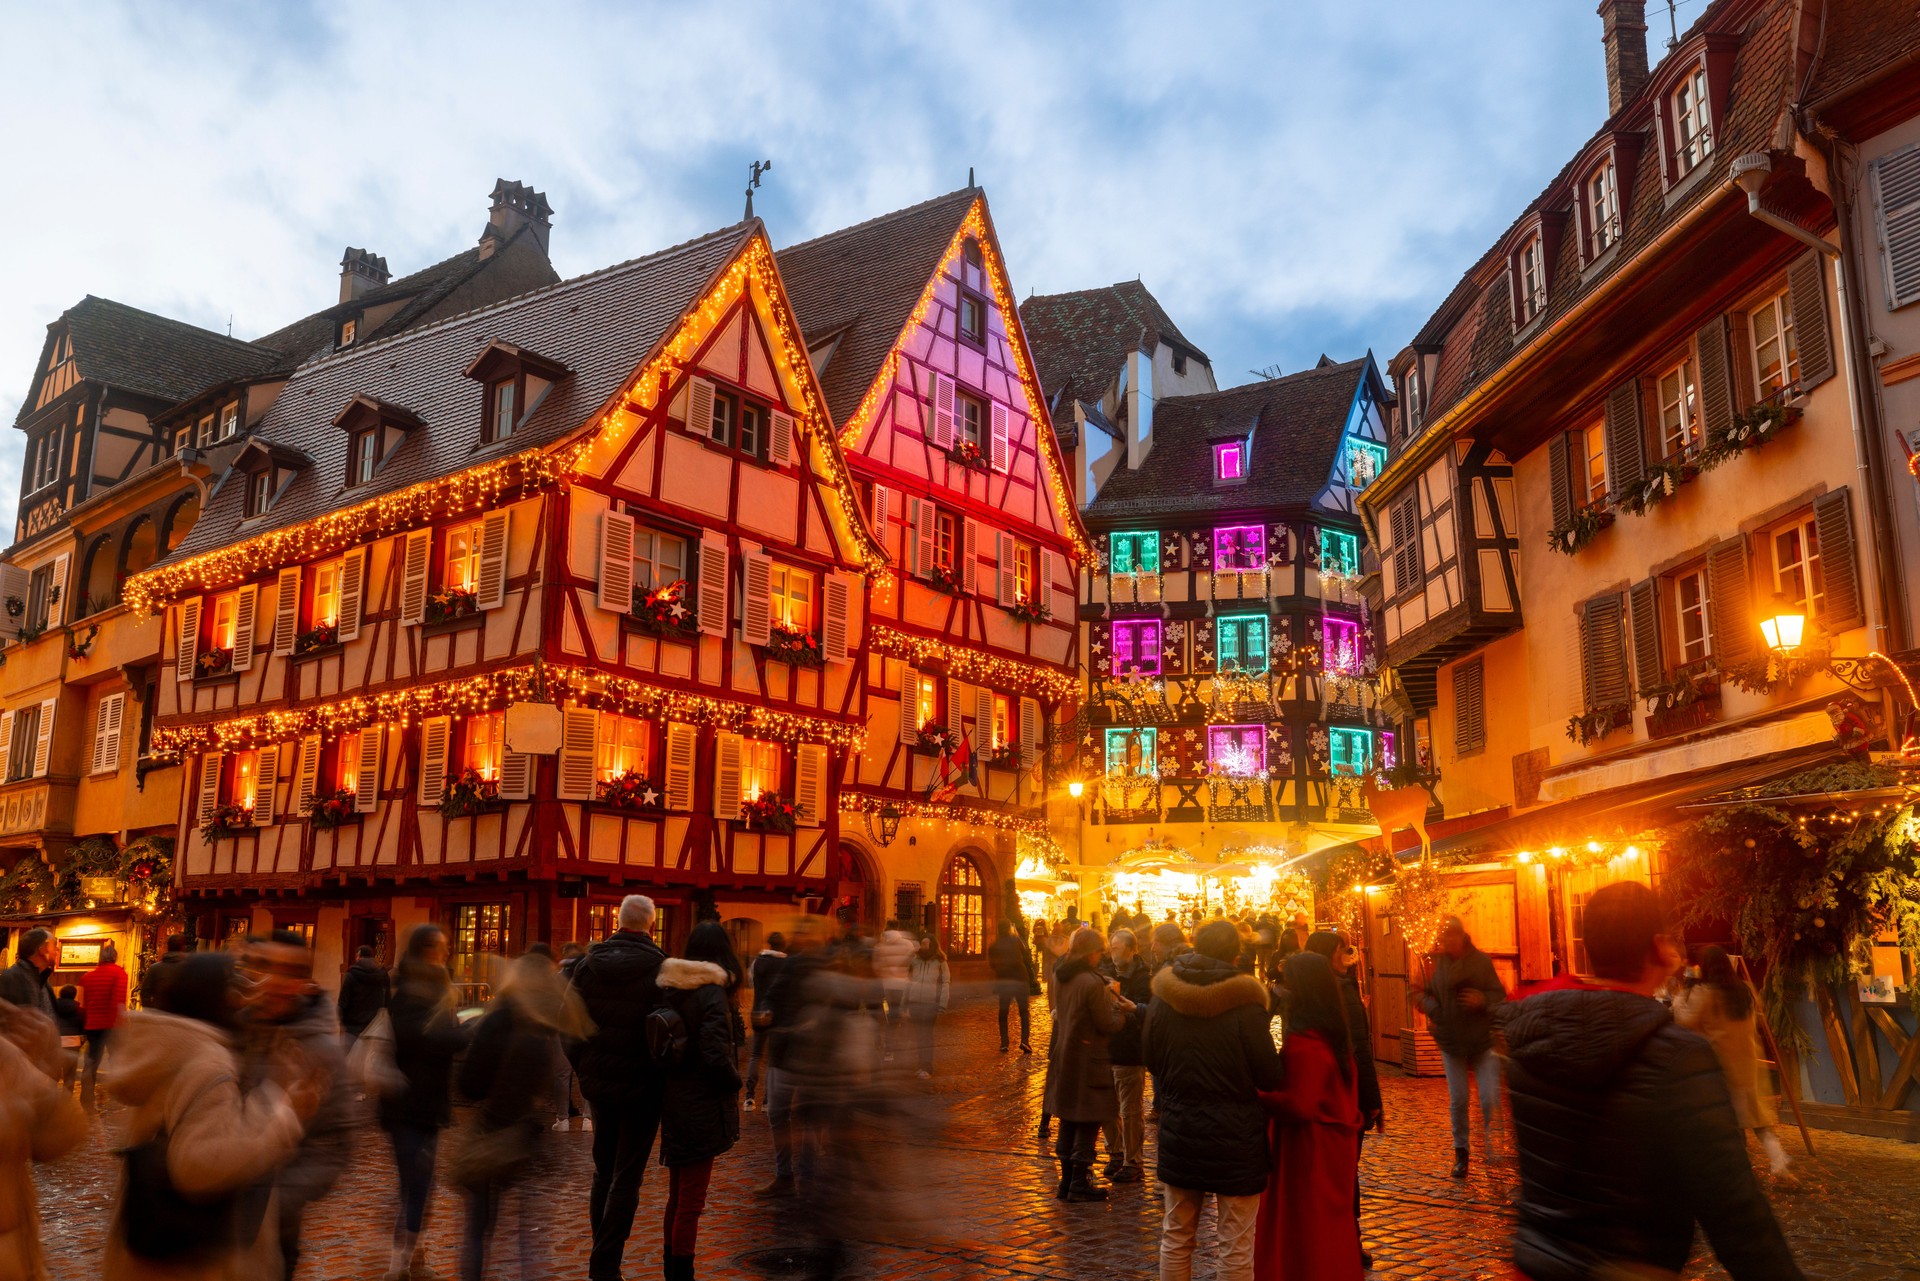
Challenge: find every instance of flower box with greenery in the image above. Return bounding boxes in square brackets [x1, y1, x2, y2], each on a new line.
[199, 803, 253, 843]
[1617, 456, 1702, 517]
[1704, 400, 1801, 464]
[631, 579, 698, 638]
[196, 646, 234, 677]
[597, 769, 663, 812]
[762, 624, 824, 667]
[66, 624, 99, 660]
[1546, 501, 1616, 556]
[741, 792, 802, 832]
[1565, 702, 1632, 746]
[982, 742, 1018, 769]
[440, 768, 502, 818]
[916, 721, 959, 756]
[294, 622, 339, 655]
[1007, 597, 1050, 625]
[1638, 665, 1720, 714]
[927, 561, 963, 595]
[302, 788, 360, 830]
[945, 439, 988, 470]
[1714, 641, 1832, 696]
[425, 586, 479, 625]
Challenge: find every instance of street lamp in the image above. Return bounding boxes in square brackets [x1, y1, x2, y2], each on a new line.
[863, 803, 902, 848]
[1066, 779, 1084, 800]
[1759, 595, 1807, 655]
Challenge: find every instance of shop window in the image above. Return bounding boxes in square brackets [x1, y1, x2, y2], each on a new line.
[1213, 525, 1264, 571]
[1328, 727, 1373, 777]
[1111, 619, 1162, 677]
[1105, 727, 1157, 778]
[937, 853, 987, 958]
[587, 903, 613, 942]
[449, 904, 511, 984]
[1217, 614, 1269, 674]
[1109, 530, 1159, 575]
[1323, 616, 1362, 675]
[1207, 724, 1264, 777]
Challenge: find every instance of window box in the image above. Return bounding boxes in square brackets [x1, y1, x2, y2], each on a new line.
[199, 803, 253, 843]
[440, 768, 504, 818]
[631, 579, 698, 639]
[1565, 703, 1632, 746]
[1640, 666, 1721, 739]
[1616, 455, 1702, 517]
[927, 562, 963, 596]
[1703, 401, 1801, 465]
[1006, 598, 1051, 625]
[916, 721, 960, 757]
[945, 439, 988, 471]
[293, 623, 340, 656]
[303, 788, 361, 831]
[425, 587, 479, 626]
[761, 624, 824, 668]
[596, 769, 664, 813]
[195, 646, 234, 678]
[1547, 502, 1617, 557]
[741, 792, 801, 833]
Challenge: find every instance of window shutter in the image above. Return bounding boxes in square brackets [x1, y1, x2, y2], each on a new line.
[91, 692, 124, 776]
[294, 734, 321, 815]
[229, 584, 259, 672]
[1695, 314, 1735, 443]
[932, 372, 957, 449]
[498, 748, 533, 800]
[1019, 696, 1042, 772]
[664, 723, 697, 810]
[1548, 433, 1575, 531]
[975, 686, 994, 750]
[741, 549, 774, 647]
[795, 743, 827, 827]
[770, 410, 796, 467]
[996, 531, 1018, 607]
[822, 573, 852, 664]
[1628, 578, 1664, 693]
[417, 716, 451, 807]
[597, 511, 636, 614]
[1390, 495, 1421, 593]
[1579, 595, 1629, 711]
[31, 698, 55, 778]
[556, 707, 598, 801]
[963, 519, 980, 593]
[1787, 249, 1835, 389]
[688, 376, 716, 436]
[196, 752, 223, 828]
[713, 731, 744, 820]
[354, 726, 383, 813]
[899, 667, 920, 745]
[176, 599, 202, 682]
[909, 498, 934, 578]
[271, 566, 302, 656]
[696, 533, 730, 637]
[253, 745, 280, 825]
[0, 566, 22, 640]
[870, 485, 892, 543]
[990, 400, 1010, 472]
[47, 553, 68, 627]
[1812, 488, 1865, 631]
[1871, 144, 1920, 310]
[398, 530, 431, 626]
[1603, 379, 1646, 499]
[1706, 536, 1755, 662]
[475, 509, 511, 610]
[0, 709, 14, 782]
[1452, 659, 1485, 754]
[337, 546, 367, 642]
[947, 676, 964, 739]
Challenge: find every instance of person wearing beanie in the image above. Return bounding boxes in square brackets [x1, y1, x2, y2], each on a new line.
[1044, 927, 1133, 1203]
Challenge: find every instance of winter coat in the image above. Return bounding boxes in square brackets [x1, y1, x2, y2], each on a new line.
[987, 934, 1032, 986]
[457, 992, 556, 1176]
[1253, 1029, 1363, 1281]
[567, 930, 666, 1105]
[258, 992, 354, 1205]
[1045, 957, 1128, 1122]
[904, 954, 950, 1013]
[0, 1031, 86, 1281]
[140, 953, 187, 1009]
[1336, 972, 1382, 1121]
[0, 963, 50, 1021]
[1096, 955, 1153, 1067]
[334, 958, 389, 1036]
[749, 950, 786, 1015]
[1672, 982, 1777, 1131]
[1142, 951, 1283, 1196]
[1415, 944, 1504, 1058]
[79, 963, 129, 1031]
[51, 998, 83, 1039]
[872, 931, 914, 988]
[103, 1011, 306, 1281]
[657, 959, 743, 1167]
[1500, 982, 1804, 1281]
[378, 977, 466, 1133]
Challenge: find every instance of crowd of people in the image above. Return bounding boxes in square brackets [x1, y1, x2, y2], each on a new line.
[0, 879, 1811, 1281]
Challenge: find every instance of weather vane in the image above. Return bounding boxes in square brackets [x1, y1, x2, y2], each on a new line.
[744, 159, 773, 218]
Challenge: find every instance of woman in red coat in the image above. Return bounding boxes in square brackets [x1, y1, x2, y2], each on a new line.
[1255, 950, 1363, 1281]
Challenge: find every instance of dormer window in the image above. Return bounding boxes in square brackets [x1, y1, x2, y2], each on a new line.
[1405, 367, 1423, 435]
[245, 469, 272, 517]
[464, 339, 569, 447]
[1672, 66, 1712, 172]
[491, 379, 518, 440]
[330, 394, 422, 488]
[220, 402, 240, 438]
[1586, 160, 1620, 256]
[1214, 441, 1246, 482]
[1172, 351, 1188, 376]
[350, 429, 378, 486]
[1517, 235, 1546, 323]
[339, 318, 357, 348]
[232, 440, 307, 518]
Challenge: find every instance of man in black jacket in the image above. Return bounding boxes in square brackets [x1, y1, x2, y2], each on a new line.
[0, 928, 56, 1017]
[1097, 927, 1152, 1183]
[987, 919, 1033, 1053]
[1502, 881, 1803, 1281]
[744, 932, 785, 1109]
[1416, 914, 1506, 1177]
[336, 944, 390, 1041]
[568, 894, 668, 1281]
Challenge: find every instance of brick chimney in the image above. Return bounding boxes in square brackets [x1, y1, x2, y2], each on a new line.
[1598, 0, 1650, 116]
[480, 179, 553, 258]
[338, 248, 390, 303]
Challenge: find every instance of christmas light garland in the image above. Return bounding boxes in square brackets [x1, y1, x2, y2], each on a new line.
[838, 790, 1050, 835]
[868, 625, 1078, 701]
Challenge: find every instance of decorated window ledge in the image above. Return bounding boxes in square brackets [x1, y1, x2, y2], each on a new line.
[424, 587, 480, 626]
[761, 625, 824, 668]
[597, 770, 665, 813]
[440, 768, 504, 818]
[199, 803, 254, 843]
[741, 792, 801, 832]
[303, 788, 360, 830]
[293, 623, 341, 656]
[630, 579, 697, 638]
[1006, 597, 1051, 626]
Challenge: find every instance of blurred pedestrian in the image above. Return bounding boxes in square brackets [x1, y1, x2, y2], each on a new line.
[568, 894, 668, 1281]
[744, 932, 785, 1111]
[1098, 928, 1151, 1183]
[1149, 921, 1188, 973]
[1674, 946, 1793, 1180]
[0, 998, 87, 1278]
[988, 919, 1033, 1054]
[871, 922, 912, 1063]
[1143, 918, 1283, 1281]
[1415, 915, 1505, 1178]
[337, 944, 390, 1044]
[1274, 912, 1311, 962]
[758, 927, 828, 1199]
[0, 928, 54, 1019]
[379, 924, 467, 1281]
[77, 940, 129, 1113]
[1501, 881, 1804, 1280]
[1046, 927, 1131, 1203]
[52, 983, 85, 1094]
[656, 922, 745, 1280]
[1030, 918, 1050, 978]
[1306, 931, 1382, 1269]
[140, 932, 193, 1009]
[553, 942, 589, 1131]
[903, 934, 950, 1080]
[1255, 951, 1363, 1281]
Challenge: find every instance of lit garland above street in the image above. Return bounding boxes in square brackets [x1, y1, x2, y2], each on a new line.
[868, 624, 1078, 701]
[839, 790, 1050, 836]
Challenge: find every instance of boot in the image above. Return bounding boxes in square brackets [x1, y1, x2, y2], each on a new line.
[1055, 1158, 1072, 1200]
[1066, 1163, 1109, 1202]
[1449, 1148, 1469, 1179]
[756, 1174, 795, 1198]
[409, 1246, 444, 1281]
[1037, 1111, 1052, 1141]
[666, 1255, 695, 1281]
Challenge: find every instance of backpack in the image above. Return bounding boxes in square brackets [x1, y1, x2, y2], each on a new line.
[645, 1001, 688, 1064]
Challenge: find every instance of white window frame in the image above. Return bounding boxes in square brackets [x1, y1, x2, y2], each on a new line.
[1749, 290, 1799, 397]
[1674, 567, 1713, 665]
[770, 563, 812, 631]
[445, 521, 484, 595]
[1587, 160, 1619, 257]
[633, 528, 687, 593]
[1517, 235, 1546, 322]
[1672, 66, 1713, 173]
[1656, 357, 1700, 458]
[1768, 513, 1825, 623]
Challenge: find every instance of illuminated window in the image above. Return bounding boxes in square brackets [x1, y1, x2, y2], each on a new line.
[1657, 357, 1700, 457]
[1109, 531, 1159, 575]
[1587, 160, 1619, 256]
[1111, 619, 1162, 677]
[492, 379, 518, 440]
[466, 711, 504, 780]
[1672, 66, 1713, 172]
[917, 673, 939, 724]
[1217, 614, 1269, 674]
[445, 522, 483, 593]
[339, 729, 366, 794]
[1214, 442, 1245, 481]
[1581, 421, 1608, 505]
[1675, 567, 1713, 664]
[741, 738, 781, 800]
[934, 510, 957, 571]
[937, 854, 987, 959]
[1105, 727, 1156, 778]
[210, 592, 238, 650]
[231, 748, 262, 811]
[596, 713, 648, 781]
[739, 402, 763, 458]
[1319, 529, 1360, 577]
[1213, 525, 1265, 571]
[1769, 514, 1824, 621]
[1014, 542, 1037, 604]
[1328, 727, 1373, 777]
[340, 318, 357, 347]
[450, 904, 511, 984]
[312, 560, 342, 628]
[991, 693, 1011, 752]
[634, 528, 687, 592]
[1208, 725, 1264, 776]
[770, 564, 812, 630]
[1750, 290, 1798, 397]
[1348, 441, 1386, 489]
[1323, 616, 1362, 674]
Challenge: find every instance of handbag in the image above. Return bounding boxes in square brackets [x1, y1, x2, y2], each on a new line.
[446, 1118, 536, 1191]
[347, 1008, 406, 1098]
[117, 1076, 268, 1262]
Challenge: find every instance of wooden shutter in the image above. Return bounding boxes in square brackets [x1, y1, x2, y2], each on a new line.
[870, 485, 892, 543]
[597, 511, 636, 614]
[0, 565, 22, 640]
[664, 723, 697, 810]
[271, 566, 302, 656]
[353, 727, 383, 813]
[899, 667, 920, 745]
[474, 509, 510, 610]
[989, 401, 1010, 472]
[946, 676, 964, 740]
[1628, 578, 1663, 694]
[556, 707, 598, 801]
[795, 743, 827, 827]
[1603, 379, 1645, 499]
[253, 745, 280, 825]
[713, 731, 744, 820]
[688, 376, 716, 437]
[1695, 314, 1735, 443]
[176, 598, 202, 682]
[1871, 144, 1920, 310]
[1579, 595, 1629, 710]
[294, 734, 321, 815]
[1019, 697, 1042, 773]
[1547, 433, 1574, 531]
[975, 686, 994, 751]
[1812, 488, 1865, 631]
[91, 692, 124, 776]
[229, 584, 258, 672]
[31, 698, 54, 778]
[822, 573, 852, 664]
[909, 498, 934, 578]
[770, 410, 796, 467]
[196, 752, 223, 828]
[1390, 494, 1421, 593]
[696, 533, 729, 637]
[1787, 249, 1835, 389]
[1452, 658, 1485, 754]
[46, 553, 68, 627]
[337, 546, 367, 642]
[417, 717, 451, 806]
[996, 531, 1018, 607]
[963, 519, 980, 593]
[741, 549, 774, 647]
[1706, 536, 1755, 662]
[932, 372, 957, 449]
[0, 709, 12, 782]
[398, 530, 431, 626]
[498, 748, 533, 801]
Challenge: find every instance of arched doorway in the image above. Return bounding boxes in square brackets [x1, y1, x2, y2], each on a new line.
[832, 843, 878, 929]
[937, 850, 992, 959]
[119, 517, 158, 582]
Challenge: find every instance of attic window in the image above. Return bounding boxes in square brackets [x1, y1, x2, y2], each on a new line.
[350, 430, 378, 486]
[1515, 234, 1546, 325]
[464, 339, 569, 446]
[962, 238, 983, 268]
[1671, 66, 1713, 173]
[339, 317, 357, 348]
[1586, 159, 1620, 258]
[1172, 352, 1188, 376]
[1214, 441, 1246, 483]
[245, 469, 272, 518]
[490, 379, 518, 440]
[958, 291, 987, 346]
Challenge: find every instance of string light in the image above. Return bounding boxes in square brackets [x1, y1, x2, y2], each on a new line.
[867, 625, 1078, 701]
[838, 790, 1050, 835]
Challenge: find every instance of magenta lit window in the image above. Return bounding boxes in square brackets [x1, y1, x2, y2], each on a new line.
[1381, 731, 1398, 771]
[1111, 619, 1162, 677]
[1214, 442, 1244, 480]
[1323, 616, 1362, 674]
[1208, 725, 1265, 777]
[1213, 525, 1265, 571]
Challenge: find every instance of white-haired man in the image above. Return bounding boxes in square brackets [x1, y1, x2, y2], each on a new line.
[568, 894, 668, 1281]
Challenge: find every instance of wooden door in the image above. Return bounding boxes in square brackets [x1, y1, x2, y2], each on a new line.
[1363, 892, 1409, 1065]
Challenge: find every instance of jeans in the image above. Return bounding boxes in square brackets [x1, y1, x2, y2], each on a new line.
[81, 1028, 110, 1112]
[765, 1066, 800, 1182]
[461, 1177, 545, 1281]
[1442, 1049, 1502, 1152]
[552, 1044, 579, 1124]
[744, 1021, 770, 1098]
[911, 1008, 939, 1072]
[881, 983, 906, 1054]
[662, 1159, 714, 1257]
[995, 982, 1031, 1048]
[387, 1124, 440, 1245]
[1111, 1065, 1146, 1166]
[1159, 1184, 1260, 1281]
[1055, 1118, 1099, 1166]
[586, 1094, 663, 1280]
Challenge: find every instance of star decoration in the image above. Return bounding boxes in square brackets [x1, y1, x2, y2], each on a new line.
[640, 785, 661, 807]
[668, 601, 688, 620]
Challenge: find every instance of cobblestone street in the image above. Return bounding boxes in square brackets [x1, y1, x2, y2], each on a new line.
[34, 985, 1920, 1280]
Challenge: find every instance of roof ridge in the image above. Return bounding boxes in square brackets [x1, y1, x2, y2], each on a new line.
[778, 187, 977, 255]
[1161, 358, 1364, 405]
[72, 294, 274, 355]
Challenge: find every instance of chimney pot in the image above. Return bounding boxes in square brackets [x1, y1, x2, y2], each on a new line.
[1598, 0, 1650, 116]
[338, 248, 391, 304]
[480, 179, 554, 258]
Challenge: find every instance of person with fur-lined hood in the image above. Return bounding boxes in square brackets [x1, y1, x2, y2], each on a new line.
[655, 921, 745, 1281]
[1143, 919, 1284, 1281]
[0, 999, 87, 1281]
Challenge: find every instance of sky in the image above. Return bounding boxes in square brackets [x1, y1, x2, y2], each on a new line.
[0, 0, 1692, 539]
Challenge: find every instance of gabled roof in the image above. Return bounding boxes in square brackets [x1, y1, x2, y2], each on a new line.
[22, 296, 285, 423]
[166, 221, 757, 564]
[774, 187, 980, 424]
[1806, 0, 1920, 108]
[1019, 280, 1210, 413]
[1087, 358, 1368, 522]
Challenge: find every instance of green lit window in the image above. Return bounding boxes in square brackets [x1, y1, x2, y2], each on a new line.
[1109, 531, 1159, 575]
[1216, 614, 1269, 674]
[1319, 528, 1360, 577]
[1105, 727, 1156, 777]
[1348, 441, 1387, 488]
[1328, 727, 1373, 777]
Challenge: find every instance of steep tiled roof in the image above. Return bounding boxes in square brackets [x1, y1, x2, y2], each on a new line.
[167, 221, 756, 563]
[1087, 358, 1365, 521]
[776, 188, 979, 425]
[1807, 0, 1920, 108]
[1020, 280, 1210, 413]
[34, 296, 284, 421]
